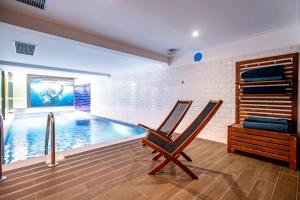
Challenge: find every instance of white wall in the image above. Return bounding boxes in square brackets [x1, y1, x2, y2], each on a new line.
[12, 72, 27, 108]
[172, 24, 300, 66]
[91, 26, 300, 144]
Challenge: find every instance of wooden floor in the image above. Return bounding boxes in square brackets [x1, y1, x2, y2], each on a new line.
[0, 138, 299, 200]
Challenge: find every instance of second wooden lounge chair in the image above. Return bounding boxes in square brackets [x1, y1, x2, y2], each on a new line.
[138, 100, 193, 138]
[142, 100, 223, 179]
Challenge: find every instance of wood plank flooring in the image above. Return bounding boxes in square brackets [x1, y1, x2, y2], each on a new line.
[0, 138, 299, 200]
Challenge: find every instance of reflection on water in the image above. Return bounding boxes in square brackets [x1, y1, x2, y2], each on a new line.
[4, 112, 146, 164]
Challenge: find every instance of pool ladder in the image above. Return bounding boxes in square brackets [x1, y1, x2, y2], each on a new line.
[0, 114, 7, 182]
[45, 112, 59, 168]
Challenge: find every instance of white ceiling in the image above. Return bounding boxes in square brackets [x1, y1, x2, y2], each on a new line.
[0, 22, 165, 76]
[0, 0, 299, 76]
[0, 0, 299, 57]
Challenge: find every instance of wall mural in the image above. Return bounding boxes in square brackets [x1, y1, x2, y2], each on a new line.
[28, 76, 74, 107]
[74, 84, 91, 112]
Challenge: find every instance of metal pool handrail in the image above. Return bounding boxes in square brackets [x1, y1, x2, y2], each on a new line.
[45, 112, 59, 168]
[0, 114, 7, 182]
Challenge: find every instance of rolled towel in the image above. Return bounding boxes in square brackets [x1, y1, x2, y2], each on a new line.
[241, 65, 284, 79]
[245, 116, 289, 125]
[242, 86, 287, 94]
[243, 121, 289, 133]
[243, 75, 283, 82]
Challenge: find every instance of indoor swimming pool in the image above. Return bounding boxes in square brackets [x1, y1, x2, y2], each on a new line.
[4, 111, 146, 164]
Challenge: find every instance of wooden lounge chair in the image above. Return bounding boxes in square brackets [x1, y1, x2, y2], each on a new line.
[138, 100, 192, 161]
[138, 100, 192, 138]
[142, 100, 223, 179]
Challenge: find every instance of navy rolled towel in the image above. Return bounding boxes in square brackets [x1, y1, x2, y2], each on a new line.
[243, 75, 283, 82]
[246, 116, 289, 125]
[241, 65, 284, 79]
[243, 121, 288, 133]
[242, 86, 287, 94]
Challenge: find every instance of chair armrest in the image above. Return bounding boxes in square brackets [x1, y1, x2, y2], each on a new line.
[138, 123, 152, 130]
[139, 123, 172, 143]
[148, 129, 172, 143]
[138, 124, 158, 133]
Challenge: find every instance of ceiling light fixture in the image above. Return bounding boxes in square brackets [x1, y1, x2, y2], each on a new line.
[192, 31, 200, 38]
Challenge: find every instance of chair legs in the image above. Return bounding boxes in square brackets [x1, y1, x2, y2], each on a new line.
[152, 153, 163, 161]
[152, 150, 157, 154]
[180, 152, 192, 162]
[152, 152, 192, 162]
[149, 157, 198, 179]
[171, 158, 198, 179]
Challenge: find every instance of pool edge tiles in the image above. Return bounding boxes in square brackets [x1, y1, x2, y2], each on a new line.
[2, 133, 146, 172]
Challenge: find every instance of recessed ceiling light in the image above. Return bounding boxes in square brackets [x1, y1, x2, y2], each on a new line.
[192, 31, 200, 38]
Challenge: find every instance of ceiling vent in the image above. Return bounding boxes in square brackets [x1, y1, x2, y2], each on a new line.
[16, 0, 46, 10]
[167, 48, 179, 56]
[15, 41, 36, 56]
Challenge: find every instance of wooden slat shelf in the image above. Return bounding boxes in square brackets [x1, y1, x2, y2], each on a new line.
[239, 109, 292, 114]
[237, 79, 291, 86]
[228, 53, 298, 170]
[240, 113, 292, 119]
[240, 64, 294, 72]
[240, 94, 292, 97]
[237, 53, 295, 66]
[239, 105, 292, 110]
[240, 97, 291, 101]
[240, 101, 292, 106]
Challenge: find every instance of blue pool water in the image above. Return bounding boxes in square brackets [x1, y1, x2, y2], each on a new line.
[4, 112, 146, 164]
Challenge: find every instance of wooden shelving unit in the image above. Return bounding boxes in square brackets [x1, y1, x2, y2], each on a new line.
[228, 53, 299, 170]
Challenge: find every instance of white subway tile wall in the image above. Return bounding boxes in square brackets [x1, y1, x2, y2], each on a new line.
[92, 45, 300, 143]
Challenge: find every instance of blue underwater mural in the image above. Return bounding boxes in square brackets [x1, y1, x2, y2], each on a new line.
[74, 84, 91, 112]
[30, 78, 74, 107]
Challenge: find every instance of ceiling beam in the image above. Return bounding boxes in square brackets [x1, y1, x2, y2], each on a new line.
[0, 60, 111, 77]
[0, 8, 170, 65]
